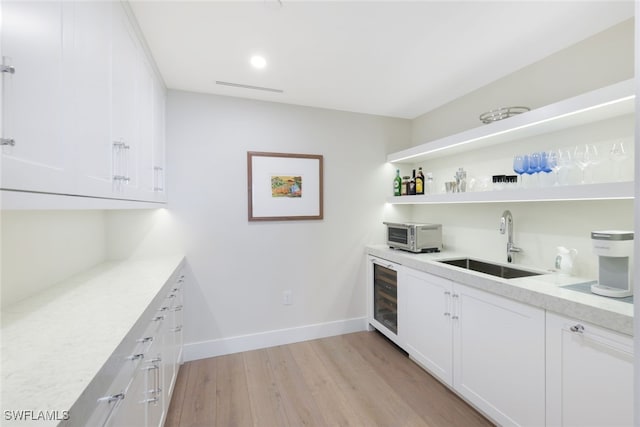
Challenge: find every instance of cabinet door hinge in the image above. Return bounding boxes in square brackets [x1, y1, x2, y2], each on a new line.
[1, 65, 15, 74]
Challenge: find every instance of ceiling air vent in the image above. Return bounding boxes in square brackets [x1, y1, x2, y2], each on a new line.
[215, 81, 284, 93]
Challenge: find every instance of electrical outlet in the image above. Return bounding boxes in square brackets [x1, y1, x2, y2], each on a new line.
[283, 290, 292, 305]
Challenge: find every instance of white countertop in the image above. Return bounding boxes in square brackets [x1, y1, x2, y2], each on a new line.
[366, 245, 633, 336]
[1, 255, 185, 427]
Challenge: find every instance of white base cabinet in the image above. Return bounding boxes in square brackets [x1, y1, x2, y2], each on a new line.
[400, 268, 545, 427]
[401, 269, 453, 385]
[546, 312, 633, 427]
[454, 283, 545, 427]
[87, 267, 185, 427]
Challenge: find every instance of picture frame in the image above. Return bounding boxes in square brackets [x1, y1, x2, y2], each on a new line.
[247, 151, 324, 221]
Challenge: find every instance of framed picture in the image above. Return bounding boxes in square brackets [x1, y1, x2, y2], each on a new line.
[247, 151, 324, 221]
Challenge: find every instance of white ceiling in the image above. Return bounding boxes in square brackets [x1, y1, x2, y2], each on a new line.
[130, 1, 634, 119]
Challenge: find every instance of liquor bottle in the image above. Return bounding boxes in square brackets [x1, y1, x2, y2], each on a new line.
[416, 167, 425, 195]
[409, 169, 416, 195]
[393, 169, 402, 196]
[402, 176, 409, 195]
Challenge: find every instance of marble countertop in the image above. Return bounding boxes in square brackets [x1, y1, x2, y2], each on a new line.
[367, 245, 633, 336]
[1, 255, 185, 427]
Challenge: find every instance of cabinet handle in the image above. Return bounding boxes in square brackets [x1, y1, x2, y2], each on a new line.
[152, 315, 165, 322]
[112, 139, 131, 190]
[444, 291, 451, 317]
[570, 324, 585, 333]
[136, 336, 153, 344]
[153, 166, 164, 192]
[141, 397, 159, 405]
[1, 64, 15, 74]
[171, 305, 183, 312]
[1, 138, 15, 146]
[126, 353, 144, 361]
[97, 392, 125, 403]
[170, 326, 183, 333]
[451, 293, 459, 320]
[158, 306, 169, 312]
[147, 357, 162, 363]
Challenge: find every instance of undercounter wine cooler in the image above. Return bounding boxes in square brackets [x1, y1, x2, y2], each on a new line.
[372, 260, 398, 335]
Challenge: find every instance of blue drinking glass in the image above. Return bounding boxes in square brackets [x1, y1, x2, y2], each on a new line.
[513, 154, 528, 187]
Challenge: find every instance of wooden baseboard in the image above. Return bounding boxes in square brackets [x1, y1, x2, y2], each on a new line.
[182, 317, 368, 362]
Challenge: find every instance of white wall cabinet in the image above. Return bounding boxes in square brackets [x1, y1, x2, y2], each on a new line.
[546, 312, 633, 427]
[385, 263, 545, 426]
[0, 1, 73, 194]
[1, 1, 166, 205]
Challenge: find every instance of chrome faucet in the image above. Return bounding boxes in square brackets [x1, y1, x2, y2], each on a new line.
[499, 210, 522, 263]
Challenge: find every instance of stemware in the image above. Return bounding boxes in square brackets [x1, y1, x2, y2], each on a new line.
[513, 155, 527, 187]
[527, 152, 541, 187]
[544, 151, 557, 185]
[573, 144, 593, 184]
[609, 142, 628, 182]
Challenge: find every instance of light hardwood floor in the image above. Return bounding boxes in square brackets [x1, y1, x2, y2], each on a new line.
[165, 331, 494, 427]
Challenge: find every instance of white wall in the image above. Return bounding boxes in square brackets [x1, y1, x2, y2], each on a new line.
[412, 18, 633, 142]
[165, 91, 411, 352]
[105, 209, 185, 261]
[402, 18, 634, 279]
[1, 210, 107, 307]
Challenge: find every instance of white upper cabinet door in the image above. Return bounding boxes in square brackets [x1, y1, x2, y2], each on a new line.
[151, 76, 166, 202]
[453, 284, 545, 427]
[111, 2, 141, 200]
[401, 269, 454, 387]
[67, 1, 113, 198]
[1, 1, 74, 193]
[133, 56, 155, 199]
[546, 312, 633, 427]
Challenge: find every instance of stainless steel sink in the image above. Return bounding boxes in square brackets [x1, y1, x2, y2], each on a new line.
[438, 257, 543, 279]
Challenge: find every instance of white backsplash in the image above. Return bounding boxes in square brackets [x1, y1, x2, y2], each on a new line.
[408, 199, 634, 279]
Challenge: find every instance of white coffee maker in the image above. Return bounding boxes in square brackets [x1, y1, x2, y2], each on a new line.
[591, 230, 634, 298]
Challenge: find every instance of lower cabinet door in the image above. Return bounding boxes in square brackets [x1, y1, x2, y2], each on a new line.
[546, 312, 633, 427]
[453, 284, 545, 427]
[106, 371, 146, 427]
[401, 269, 454, 386]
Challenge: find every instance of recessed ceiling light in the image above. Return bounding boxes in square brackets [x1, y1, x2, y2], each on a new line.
[250, 55, 267, 69]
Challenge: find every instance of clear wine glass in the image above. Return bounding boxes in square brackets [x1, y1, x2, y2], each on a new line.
[543, 151, 555, 186]
[573, 144, 593, 184]
[609, 142, 628, 182]
[588, 144, 601, 183]
[513, 155, 527, 188]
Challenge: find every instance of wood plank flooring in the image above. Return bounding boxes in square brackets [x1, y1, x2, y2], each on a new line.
[165, 331, 494, 427]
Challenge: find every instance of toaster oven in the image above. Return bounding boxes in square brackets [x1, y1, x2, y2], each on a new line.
[383, 222, 443, 253]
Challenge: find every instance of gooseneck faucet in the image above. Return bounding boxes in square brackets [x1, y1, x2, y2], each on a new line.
[499, 210, 522, 263]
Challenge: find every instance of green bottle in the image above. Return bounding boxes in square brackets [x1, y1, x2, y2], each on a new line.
[393, 169, 402, 196]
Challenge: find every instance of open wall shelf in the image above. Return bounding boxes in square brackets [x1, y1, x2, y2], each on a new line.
[388, 79, 634, 164]
[386, 182, 634, 204]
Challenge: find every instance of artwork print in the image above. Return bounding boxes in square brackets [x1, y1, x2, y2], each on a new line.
[271, 175, 302, 198]
[247, 151, 323, 221]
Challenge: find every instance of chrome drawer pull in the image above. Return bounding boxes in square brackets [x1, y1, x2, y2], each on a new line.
[97, 392, 124, 403]
[570, 324, 585, 333]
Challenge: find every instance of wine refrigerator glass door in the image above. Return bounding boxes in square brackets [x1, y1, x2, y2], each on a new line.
[373, 263, 398, 334]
